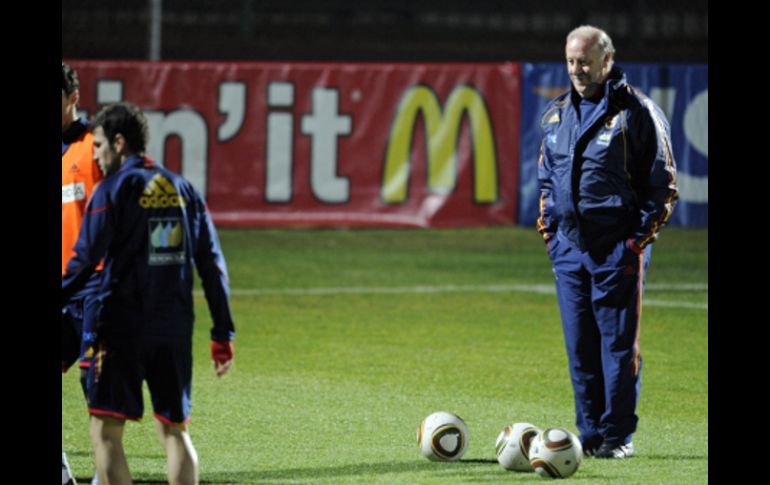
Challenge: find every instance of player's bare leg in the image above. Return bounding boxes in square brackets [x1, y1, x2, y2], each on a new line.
[89, 415, 131, 485]
[155, 420, 199, 485]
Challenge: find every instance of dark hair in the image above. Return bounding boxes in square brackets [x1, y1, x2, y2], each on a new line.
[91, 102, 150, 154]
[62, 63, 79, 95]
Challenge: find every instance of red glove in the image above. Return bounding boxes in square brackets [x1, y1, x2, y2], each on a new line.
[211, 340, 234, 363]
[211, 341, 234, 377]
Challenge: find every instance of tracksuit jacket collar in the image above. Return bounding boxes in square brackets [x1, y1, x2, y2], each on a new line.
[569, 66, 627, 106]
[119, 154, 154, 172]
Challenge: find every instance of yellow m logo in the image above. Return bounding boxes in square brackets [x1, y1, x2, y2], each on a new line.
[381, 85, 498, 204]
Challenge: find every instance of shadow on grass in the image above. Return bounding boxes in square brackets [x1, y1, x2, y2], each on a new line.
[76, 478, 223, 484]
[76, 458, 664, 484]
[68, 450, 164, 460]
[121, 459, 514, 484]
[75, 455, 707, 483]
[639, 454, 707, 461]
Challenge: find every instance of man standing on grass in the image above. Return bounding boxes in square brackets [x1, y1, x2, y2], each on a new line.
[536, 25, 678, 458]
[62, 102, 236, 485]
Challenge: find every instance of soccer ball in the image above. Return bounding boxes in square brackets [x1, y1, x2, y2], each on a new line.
[528, 428, 583, 479]
[495, 422, 541, 471]
[417, 411, 469, 461]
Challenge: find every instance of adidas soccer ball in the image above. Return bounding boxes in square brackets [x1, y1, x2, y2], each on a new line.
[417, 411, 469, 461]
[528, 428, 583, 479]
[495, 422, 541, 471]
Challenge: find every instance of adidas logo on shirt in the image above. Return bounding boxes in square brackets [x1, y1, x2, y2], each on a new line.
[139, 174, 186, 208]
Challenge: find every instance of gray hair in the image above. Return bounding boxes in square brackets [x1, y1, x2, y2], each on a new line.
[567, 25, 615, 66]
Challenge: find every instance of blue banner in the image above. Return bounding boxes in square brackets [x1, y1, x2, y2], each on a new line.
[518, 63, 708, 227]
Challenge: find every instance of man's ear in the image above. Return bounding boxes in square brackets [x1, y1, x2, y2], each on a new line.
[604, 51, 613, 70]
[69, 89, 80, 107]
[113, 133, 127, 156]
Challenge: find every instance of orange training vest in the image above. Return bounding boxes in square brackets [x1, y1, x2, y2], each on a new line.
[62, 130, 103, 274]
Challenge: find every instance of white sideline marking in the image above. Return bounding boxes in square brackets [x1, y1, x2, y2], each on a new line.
[643, 299, 708, 310]
[198, 283, 707, 310]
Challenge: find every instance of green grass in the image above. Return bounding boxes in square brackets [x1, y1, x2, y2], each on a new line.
[62, 226, 707, 484]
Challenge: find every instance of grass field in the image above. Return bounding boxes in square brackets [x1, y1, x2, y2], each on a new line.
[61, 226, 708, 484]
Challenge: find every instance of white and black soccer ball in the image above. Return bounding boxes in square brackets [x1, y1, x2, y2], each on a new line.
[528, 427, 583, 479]
[417, 411, 469, 461]
[495, 422, 541, 471]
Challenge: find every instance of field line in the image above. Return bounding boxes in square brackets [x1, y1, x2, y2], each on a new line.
[198, 283, 707, 310]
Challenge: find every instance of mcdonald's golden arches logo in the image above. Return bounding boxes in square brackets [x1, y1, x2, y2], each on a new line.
[381, 85, 499, 204]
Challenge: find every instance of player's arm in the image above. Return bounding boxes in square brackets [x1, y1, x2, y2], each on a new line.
[536, 139, 557, 247]
[62, 184, 114, 304]
[190, 191, 236, 377]
[629, 103, 679, 249]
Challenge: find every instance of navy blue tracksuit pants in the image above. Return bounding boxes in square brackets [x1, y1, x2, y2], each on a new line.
[548, 231, 650, 448]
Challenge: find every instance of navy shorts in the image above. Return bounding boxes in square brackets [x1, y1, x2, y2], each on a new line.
[86, 337, 192, 425]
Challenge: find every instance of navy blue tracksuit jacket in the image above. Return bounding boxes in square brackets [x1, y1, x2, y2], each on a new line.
[62, 155, 235, 343]
[536, 67, 678, 251]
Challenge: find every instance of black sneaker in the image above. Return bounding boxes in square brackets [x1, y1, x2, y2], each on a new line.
[582, 442, 601, 457]
[593, 441, 634, 459]
[580, 437, 603, 457]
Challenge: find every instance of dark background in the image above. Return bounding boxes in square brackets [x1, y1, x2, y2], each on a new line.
[63, 0, 707, 62]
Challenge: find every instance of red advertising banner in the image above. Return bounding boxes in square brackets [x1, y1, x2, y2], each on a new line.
[68, 61, 521, 227]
